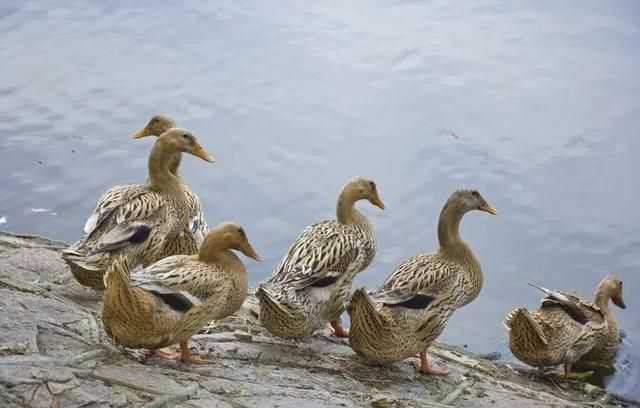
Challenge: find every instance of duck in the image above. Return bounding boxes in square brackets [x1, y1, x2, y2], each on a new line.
[102, 222, 260, 363]
[79, 115, 208, 259]
[132, 114, 210, 249]
[504, 276, 625, 377]
[62, 128, 214, 289]
[347, 188, 497, 375]
[256, 176, 385, 340]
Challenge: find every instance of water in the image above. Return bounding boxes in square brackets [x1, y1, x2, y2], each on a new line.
[1, 0, 638, 400]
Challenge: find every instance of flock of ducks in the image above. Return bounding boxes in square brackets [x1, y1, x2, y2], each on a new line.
[61, 114, 626, 379]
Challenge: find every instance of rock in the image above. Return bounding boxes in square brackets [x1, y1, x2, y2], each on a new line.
[0, 231, 635, 408]
[584, 383, 602, 397]
[478, 351, 502, 361]
[0, 342, 30, 356]
[370, 397, 392, 407]
[233, 330, 253, 341]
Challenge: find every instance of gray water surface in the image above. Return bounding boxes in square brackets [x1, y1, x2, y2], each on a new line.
[1, 0, 638, 400]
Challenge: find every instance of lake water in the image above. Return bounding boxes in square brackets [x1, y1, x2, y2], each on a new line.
[1, 0, 638, 401]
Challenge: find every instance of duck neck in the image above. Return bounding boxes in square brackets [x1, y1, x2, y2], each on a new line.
[336, 192, 366, 225]
[593, 290, 612, 318]
[437, 202, 483, 304]
[437, 203, 466, 250]
[198, 239, 240, 267]
[168, 153, 182, 177]
[148, 141, 182, 191]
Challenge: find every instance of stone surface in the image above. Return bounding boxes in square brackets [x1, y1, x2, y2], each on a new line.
[585, 383, 603, 397]
[0, 231, 635, 408]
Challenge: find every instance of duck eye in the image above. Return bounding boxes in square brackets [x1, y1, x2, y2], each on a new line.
[471, 190, 480, 197]
[182, 133, 189, 139]
[369, 181, 375, 188]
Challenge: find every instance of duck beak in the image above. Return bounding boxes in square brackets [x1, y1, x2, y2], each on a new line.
[479, 202, 498, 215]
[191, 142, 215, 163]
[241, 242, 261, 261]
[612, 293, 626, 309]
[368, 191, 386, 210]
[132, 126, 153, 139]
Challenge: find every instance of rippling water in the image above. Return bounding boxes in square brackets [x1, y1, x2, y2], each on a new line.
[1, 0, 638, 400]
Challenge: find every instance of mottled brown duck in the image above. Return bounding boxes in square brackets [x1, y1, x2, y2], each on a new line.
[505, 275, 625, 377]
[102, 222, 260, 363]
[347, 188, 497, 375]
[132, 114, 209, 249]
[62, 128, 214, 288]
[257, 176, 385, 339]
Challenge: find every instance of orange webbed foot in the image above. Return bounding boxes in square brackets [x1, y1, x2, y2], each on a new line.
[329, 321, 349, 338]
[414, 351, 450, 375]
[149, 348, 181, 360]
[179, 341, 213, 364]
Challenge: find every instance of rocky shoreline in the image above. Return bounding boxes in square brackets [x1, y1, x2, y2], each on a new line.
[0, 231, 635, 407]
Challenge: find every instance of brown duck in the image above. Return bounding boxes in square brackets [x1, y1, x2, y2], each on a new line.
[102, 222, 260, 363]
[62, 128, 214, 288]
[504, 275, 625, 377]
[348, 188, 497, 375]
[257, 176, 385, 339]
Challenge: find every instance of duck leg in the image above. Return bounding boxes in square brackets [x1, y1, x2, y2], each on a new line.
[548, 362, 592, 380]
[564, 362, 573, 379]
[415, 350, 450, 375]
[179, 340, 213, 364]
[559, 322, 599, 379]
[329, 321, 349, 338]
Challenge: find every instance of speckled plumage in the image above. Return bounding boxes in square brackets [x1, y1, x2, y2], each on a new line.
[101, 222, 259, 362]
[347, 189, 497, 373]
[62, 128, 214, 289]
[102, 256, 201, 351]
[505, 306, 603, 372]
[83, 181, 205, 258]
[257, 177, 384, 340]
[505, 276, 625, 374]
[348, 253, 478, 364]
[131, 114, 209, 252]
[545, 277, 625, 365]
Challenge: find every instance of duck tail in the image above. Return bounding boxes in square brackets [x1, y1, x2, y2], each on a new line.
[61, 245, 82, 259]
[103, 256, 136, 307]
[504, 307, 548, 347]
[347, 287, 383, 337]
[255, 283, 295, 319]
[61, 245, 89, 265]
[62, 245, 107, 289]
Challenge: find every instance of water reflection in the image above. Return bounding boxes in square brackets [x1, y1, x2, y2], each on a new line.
[1, 0, 638, 400]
